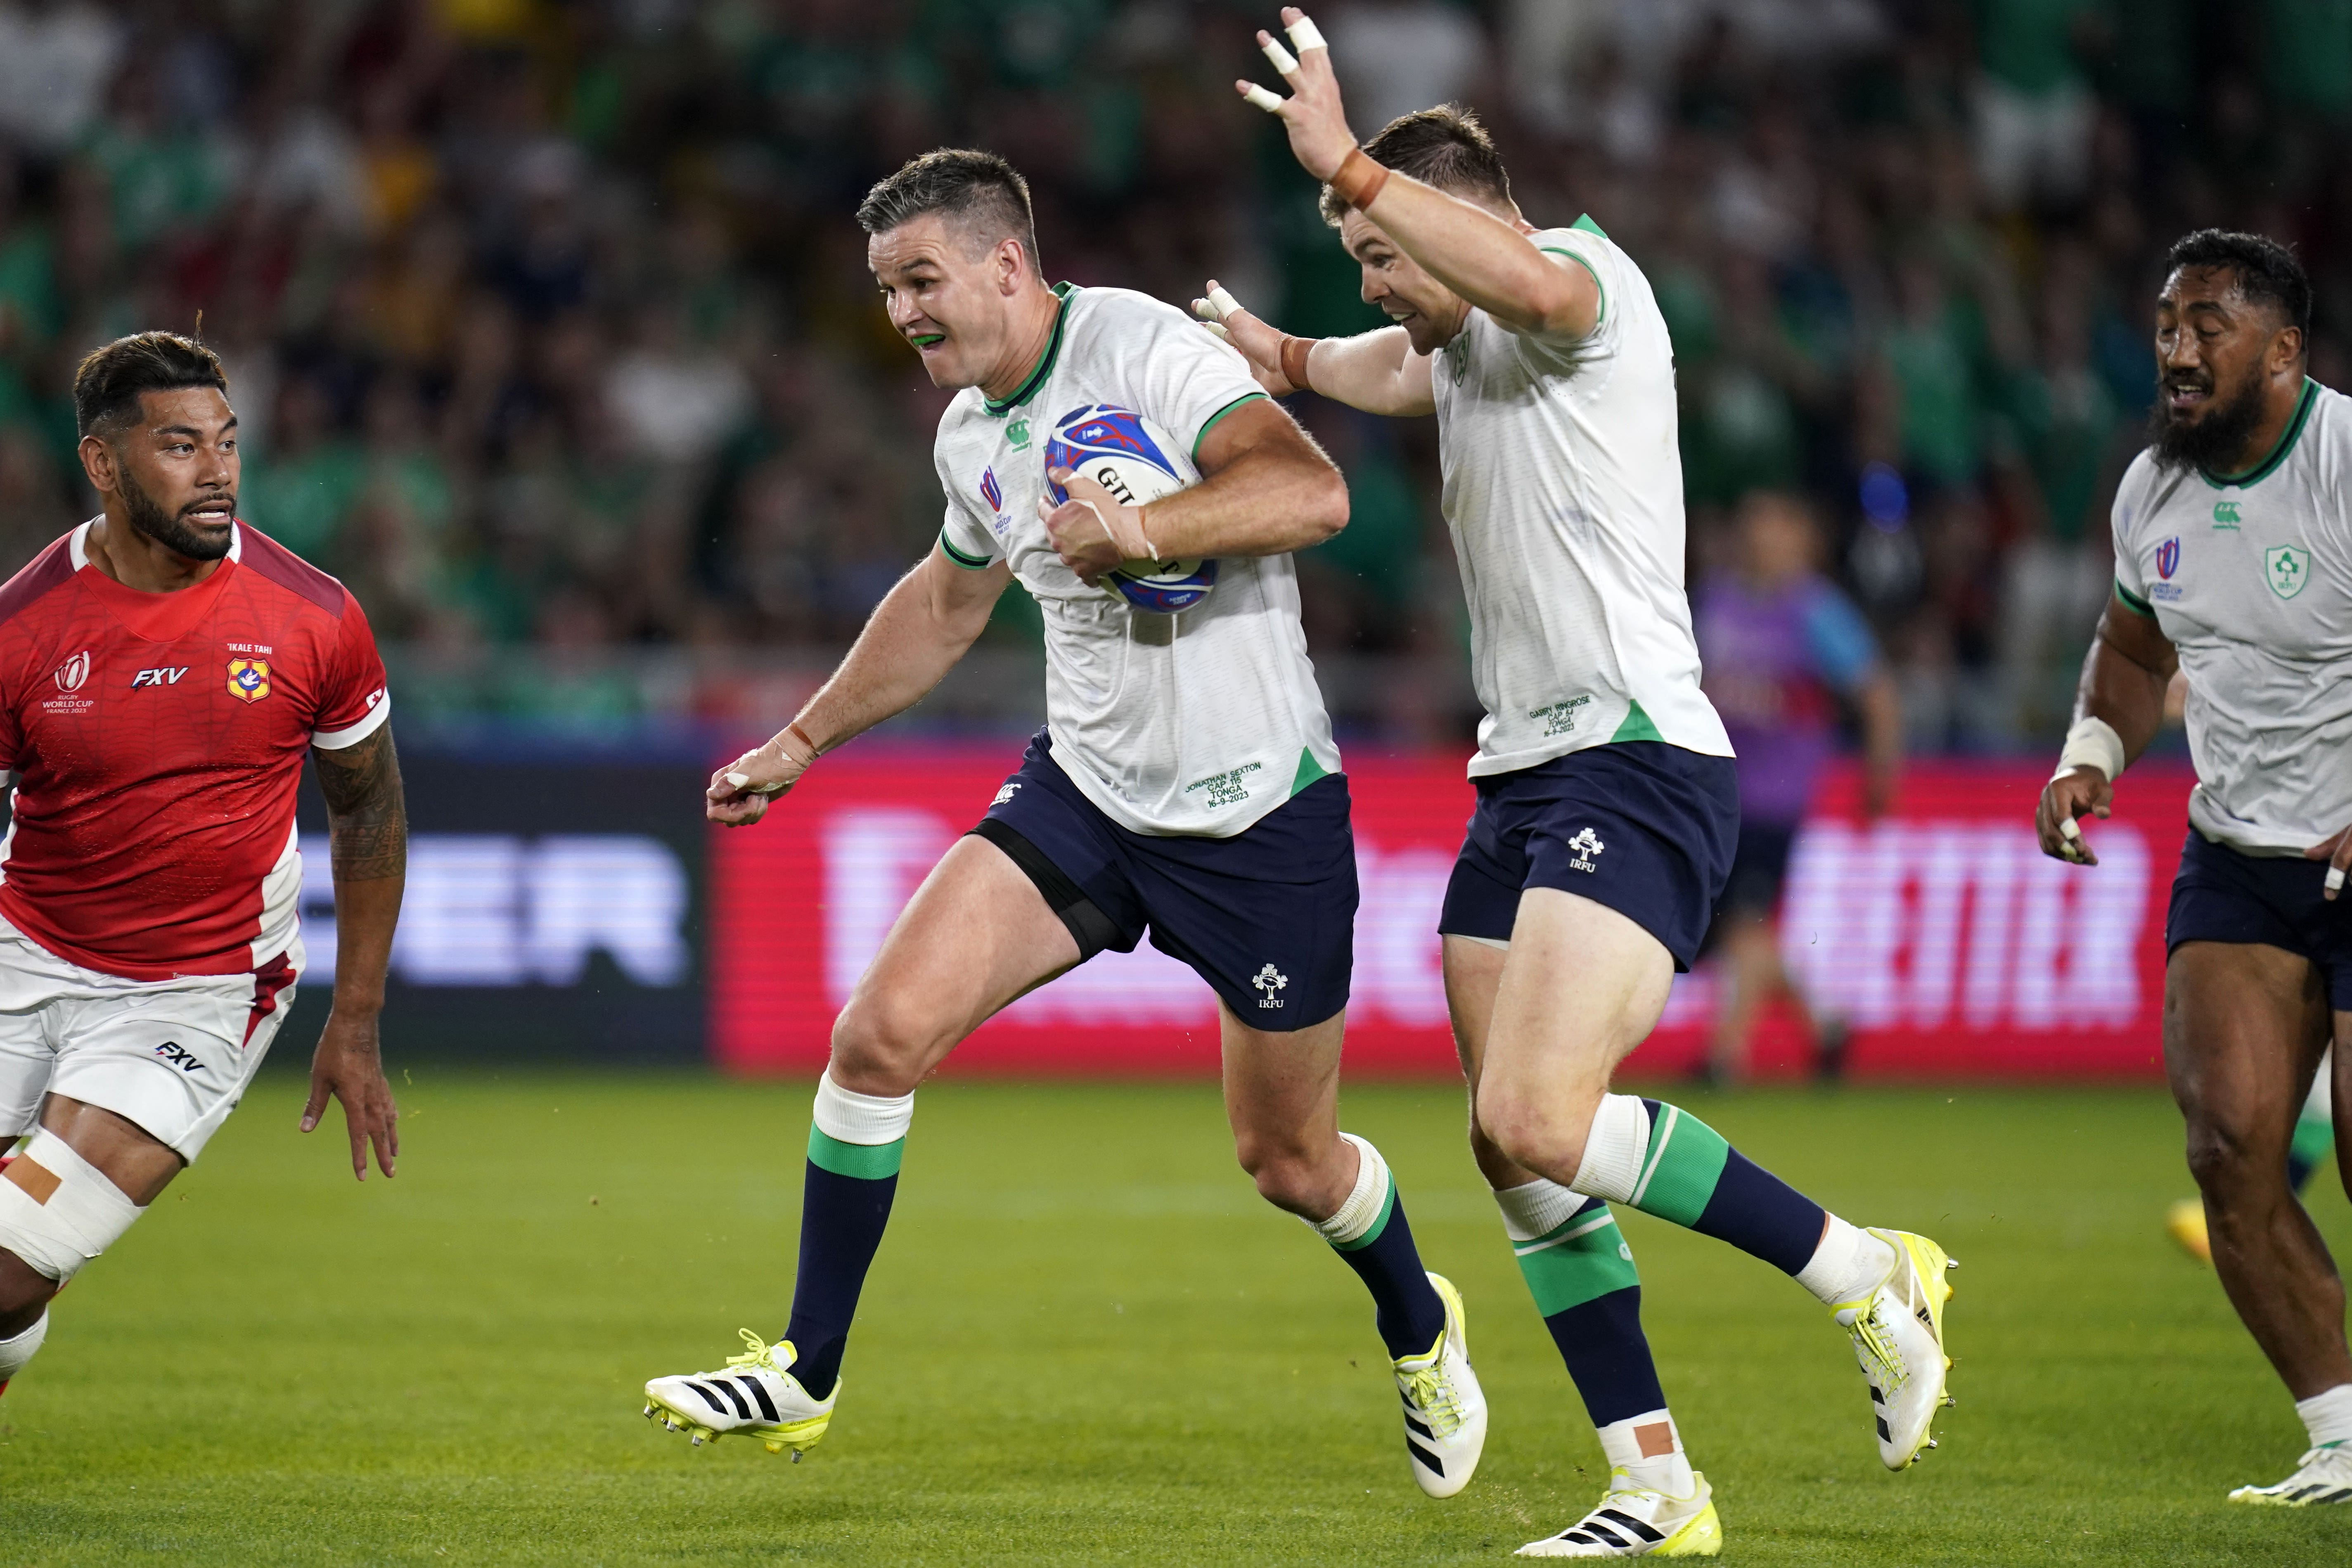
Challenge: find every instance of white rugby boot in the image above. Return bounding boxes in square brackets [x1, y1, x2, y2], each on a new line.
[642, 1330, 835, 1457]
[1395, 1272, 1488, 1497]
[1517, 1469, 1722, 1558]
[2229, 1442, 2352, 1505]
[1832, 1228, 1956, 1469]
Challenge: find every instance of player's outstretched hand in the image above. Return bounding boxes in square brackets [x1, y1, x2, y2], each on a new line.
[1235, 9, 1356, 183]
[707, 728, 818, 827]
[302, 1010, 398, 1181]
[2304, 825, 2352, 900]
[2035, 765, 2113, 866]
[1042, 469, 1151, 584]
[1193, 281, 1299, 398]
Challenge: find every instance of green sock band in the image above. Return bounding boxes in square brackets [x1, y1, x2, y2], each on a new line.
[1514, 1206, 1641, 1317]
[1331, 1176, 1397, 1253]
[808, 1125, 906, 1180]
[1628, 1104, 1730, 1227]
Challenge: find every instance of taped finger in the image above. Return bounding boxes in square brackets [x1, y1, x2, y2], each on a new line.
[2059, 815, 2083, 843]
[1207, 282, 1244, 318]
[1201, 322, 1232, 342]
[2330, 866, 2347, 895]
[1261, 33, 1299, 75]
[1286, 14, 1327, 51]
[1240, 82, 1286, 113]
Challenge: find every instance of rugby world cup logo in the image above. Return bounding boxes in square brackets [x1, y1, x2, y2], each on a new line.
[2156, 537, 2180, 580]
[980, 467, 1002, 512]
[52, 650, 90, 692]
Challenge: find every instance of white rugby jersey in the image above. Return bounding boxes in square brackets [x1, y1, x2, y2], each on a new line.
[2113, 378, 2352, 853]
[934, 284, 1342, 837]
[1429, 218, 1732, 777]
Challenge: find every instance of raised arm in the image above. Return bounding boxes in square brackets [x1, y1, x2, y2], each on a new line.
[303, 722, 406, 1180]
[1041, 396, 1348, 582]
[708, 545, 1010, 825]
[1192, 282, 1435, 417]
[1236, 7, 1598, 341]
[2034, 593, 2178, 865]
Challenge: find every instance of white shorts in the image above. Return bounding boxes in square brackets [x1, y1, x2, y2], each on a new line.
[0, 918, 299, 1161]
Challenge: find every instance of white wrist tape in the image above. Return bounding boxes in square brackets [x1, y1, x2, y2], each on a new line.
[0, 1130, 145, 1282]
[2054, 716, 2127, 784]
[1306, 1132, 1391, 1245]
[1567, 1094, 1652, 1206]
[812, 1070, 915, 1146]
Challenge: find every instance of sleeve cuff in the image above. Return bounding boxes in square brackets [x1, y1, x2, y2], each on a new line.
[2114, 580, 2156, 618]
[939, 528, 995, 570]
[312, 692, 391, 750]
[1191, 392, 1268, 457]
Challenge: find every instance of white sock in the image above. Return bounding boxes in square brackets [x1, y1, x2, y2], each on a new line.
[1596, 1407, 1694, 1497]
[1793, 1214, 1896, 1307]
[1567, 1094, 1651, 1205]
[0, 1310, 47, 1383]
[1306, 1134, 1391, 1245]
[812, 1070, 915, 1145]
[1492, 1177, 1586, 1242]
[2299, 1383, 2352, 1449]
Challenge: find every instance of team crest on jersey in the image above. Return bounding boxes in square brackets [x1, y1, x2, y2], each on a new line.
[2267, 545, 2312, 601]
[227, 657, 272, 703]
[2155, 537, 2180, 580]
[52, 651, 90, 692]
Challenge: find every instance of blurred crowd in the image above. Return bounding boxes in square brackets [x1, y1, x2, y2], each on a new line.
[0, 0, 2346, 744]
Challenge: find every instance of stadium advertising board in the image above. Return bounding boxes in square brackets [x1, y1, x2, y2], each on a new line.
[287, 753, 708, 1062]
[709, 748, 2196, 1079]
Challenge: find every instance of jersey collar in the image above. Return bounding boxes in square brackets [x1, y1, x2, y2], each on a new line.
[69, 516, 247, 569]
[983, 283, 1076, 418]
[2200, 377, 2319, 490]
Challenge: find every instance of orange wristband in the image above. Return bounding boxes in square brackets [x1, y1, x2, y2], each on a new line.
[1329, 147, 1391, 213]
[1279, 335, 1317, 393]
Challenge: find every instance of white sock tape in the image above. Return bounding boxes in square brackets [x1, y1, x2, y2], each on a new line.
[0, 1308, 46, 1380]
[0, 1131, 144, 1283]
[812, 1071, 915, 1146]
[1493, 1178, 1590, 1244]
[1307, 1132, 1390, 1245]
[1567, 1094, 1651, 1206]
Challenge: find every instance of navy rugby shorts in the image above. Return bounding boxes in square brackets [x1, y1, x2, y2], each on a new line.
[1438, 741, 1739, 971]
[2167, 829, 2352, 1009]
[972, 729, 1356, 1029]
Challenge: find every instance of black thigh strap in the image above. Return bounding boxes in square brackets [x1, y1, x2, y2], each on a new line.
[967, 818, 1123, 960]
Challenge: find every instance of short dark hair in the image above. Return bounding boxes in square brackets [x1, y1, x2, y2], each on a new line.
[2165, 229, 2312, 345]
[73, 331, 230, 440]
[857, 149, 1041, 266]
[1322, 104, 1512, 226]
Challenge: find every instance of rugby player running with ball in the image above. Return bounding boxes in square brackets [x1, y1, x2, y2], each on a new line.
[2039, 230, 2352, 1507]
[1203, 12, 1956, 1556]
[640, 149, 1492, 1499]
[0, 333, 404, 1402]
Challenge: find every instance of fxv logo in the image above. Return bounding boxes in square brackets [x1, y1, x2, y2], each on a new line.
[131, 667, 190, 688]
[152, 1041, 203, 1075]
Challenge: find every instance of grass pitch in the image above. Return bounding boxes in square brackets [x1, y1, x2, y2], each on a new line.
[1, 1072, 2345, 1567]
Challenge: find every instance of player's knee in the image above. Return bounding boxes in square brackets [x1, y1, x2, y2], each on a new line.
[0, 1131, 144, 1295]
[1476, 1079, 1590, 1180]
[827, 995, 942, 1097]
[2182, 1111, 2286, 1201]
[1232, 1130, 1333, 1215]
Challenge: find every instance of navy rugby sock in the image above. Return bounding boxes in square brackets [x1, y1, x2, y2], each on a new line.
[1311, 1135, 1449, 1360]
[782, 1073, 914, 1401]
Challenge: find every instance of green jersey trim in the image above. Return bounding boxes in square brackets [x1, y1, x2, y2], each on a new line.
[807, 1127, 905, 1180]
[939, 527, 994, 570]
[1192, 391, 1267, 457]
[2200, 377, 2319, 490]
[1571, 213, 1609, 238]
[983, 283, 1077, 417]
[2115, 578, 2156, 618]
[1289, 746, 1333, 796]
[1539, 246, 1606, 331]
[1609, 700, 1665, 744]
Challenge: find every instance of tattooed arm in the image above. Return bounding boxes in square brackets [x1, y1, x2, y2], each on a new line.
[302, 724, 406, 1180]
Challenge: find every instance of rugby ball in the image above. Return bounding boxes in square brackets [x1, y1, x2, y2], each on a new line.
[1044, 404, 1220, 613]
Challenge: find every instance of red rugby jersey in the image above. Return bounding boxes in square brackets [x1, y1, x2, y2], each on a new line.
[0, 521, 389, 980]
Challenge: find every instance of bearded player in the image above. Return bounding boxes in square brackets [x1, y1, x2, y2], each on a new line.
[1199, 13, 1955, 1556]
[0, 332, 403, 1401]
[2038, 230, 2352, 1506]
[639, 149, 1490, 1497]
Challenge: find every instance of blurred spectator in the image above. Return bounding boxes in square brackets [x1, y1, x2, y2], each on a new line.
[1696, 491, 1901, 1084]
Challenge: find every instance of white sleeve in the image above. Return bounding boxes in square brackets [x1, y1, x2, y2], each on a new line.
[1528, 226, 1625, 349]
[933, 447, 1002, 570]
[2110, 460, 2152, 615]
[1098, 291, 1270, 466]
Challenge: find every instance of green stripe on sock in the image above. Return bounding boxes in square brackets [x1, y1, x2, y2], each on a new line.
[1628, 1106, 1730, 1228]
[1512, 1208, 1640, 1317]
[808, 1126, 905, 1180]
[1332, 1176, 1397, 1253]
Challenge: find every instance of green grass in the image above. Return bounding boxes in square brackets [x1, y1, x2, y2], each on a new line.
[1, 1073, 2346, 1566]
